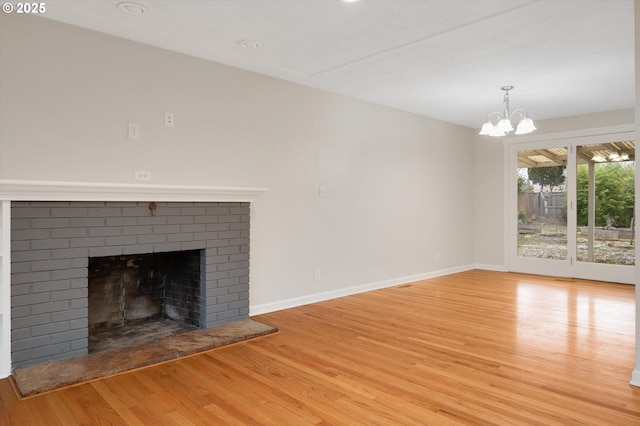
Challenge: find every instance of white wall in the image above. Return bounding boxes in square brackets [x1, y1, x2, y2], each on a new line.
[473, 133, 507, 269]
[0, 14, 476, 312]
[631, 0, 640, 388]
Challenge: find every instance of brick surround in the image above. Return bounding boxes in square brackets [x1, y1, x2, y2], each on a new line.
[10, 201, 250, 369]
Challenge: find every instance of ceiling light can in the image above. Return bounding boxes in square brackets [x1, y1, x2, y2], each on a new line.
[117, 2, 148, 15]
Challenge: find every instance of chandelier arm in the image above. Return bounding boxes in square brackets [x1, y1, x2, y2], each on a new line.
[486, 111, 505, 124]
[509, 108, 529, 123]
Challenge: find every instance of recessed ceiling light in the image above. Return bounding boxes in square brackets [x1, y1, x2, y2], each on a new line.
[342, 0, 360, 3]
[237, 39, 263, 49]
[117, 2, 148, 15]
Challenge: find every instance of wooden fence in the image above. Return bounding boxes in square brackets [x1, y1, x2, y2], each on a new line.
[518, 192, 566, 221]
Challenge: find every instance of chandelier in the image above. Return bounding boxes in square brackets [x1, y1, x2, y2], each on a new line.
[479, 86, 536, 137]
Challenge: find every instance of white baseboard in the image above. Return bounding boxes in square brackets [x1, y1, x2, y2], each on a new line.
[631, 369, 640, 387]
[474, 263, 507, 272]
[250, 264, 475, 316]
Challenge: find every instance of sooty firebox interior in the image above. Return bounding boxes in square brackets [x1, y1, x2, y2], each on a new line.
[88, 250, 203, 353]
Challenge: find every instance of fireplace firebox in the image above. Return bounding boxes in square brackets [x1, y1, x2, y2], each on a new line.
[88, 250, 203, 352]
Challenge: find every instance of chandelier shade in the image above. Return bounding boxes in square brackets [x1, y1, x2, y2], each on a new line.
[479, 86, 536, 137]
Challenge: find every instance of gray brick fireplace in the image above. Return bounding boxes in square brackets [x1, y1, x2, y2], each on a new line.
[10, 201, 250, 369]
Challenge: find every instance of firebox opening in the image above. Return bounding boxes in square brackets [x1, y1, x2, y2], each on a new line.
[88, 249, 203, 353]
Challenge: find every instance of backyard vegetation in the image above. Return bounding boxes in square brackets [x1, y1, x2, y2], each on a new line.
[576, 162, 635, 228]
[518, 161, 635, 266]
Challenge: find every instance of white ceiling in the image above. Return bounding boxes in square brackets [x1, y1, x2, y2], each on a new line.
[39, 0, 635, 129]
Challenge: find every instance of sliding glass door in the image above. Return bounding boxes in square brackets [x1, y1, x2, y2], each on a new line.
[509, 141, 571, 278]
[507, 132, 635, 284]
[572, 140, 635, 282]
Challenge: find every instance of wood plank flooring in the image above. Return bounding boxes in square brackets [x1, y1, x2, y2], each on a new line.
[1, 270, 639, 425]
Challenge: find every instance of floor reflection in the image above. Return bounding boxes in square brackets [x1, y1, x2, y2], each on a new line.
[516, 279, 635, 374]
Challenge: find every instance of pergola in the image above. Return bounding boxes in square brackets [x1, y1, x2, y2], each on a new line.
[517, 141, 635, 168]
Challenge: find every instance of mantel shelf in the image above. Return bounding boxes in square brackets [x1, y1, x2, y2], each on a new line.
[0, 180, 268, 202]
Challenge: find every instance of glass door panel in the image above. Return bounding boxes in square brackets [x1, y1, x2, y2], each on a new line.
[575, 141, 635, 266]
[517, 147, 568, 261]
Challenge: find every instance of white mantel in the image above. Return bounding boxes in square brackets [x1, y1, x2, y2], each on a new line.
[0, 179, 268, 378]
[0, 179, 268, 202]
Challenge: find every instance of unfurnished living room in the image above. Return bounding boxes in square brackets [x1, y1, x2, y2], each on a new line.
[1, 0, 640, 424]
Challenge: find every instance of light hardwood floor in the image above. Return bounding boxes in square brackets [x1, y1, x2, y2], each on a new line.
[1, 270, 639, 425]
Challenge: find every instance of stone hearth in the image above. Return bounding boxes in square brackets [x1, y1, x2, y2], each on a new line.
[12, 318, 278, 397]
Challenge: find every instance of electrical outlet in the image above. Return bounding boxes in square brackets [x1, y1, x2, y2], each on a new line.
[314, 269, 321, 281]
[134, 170, 151, 181]
[164, 112, 174, 128]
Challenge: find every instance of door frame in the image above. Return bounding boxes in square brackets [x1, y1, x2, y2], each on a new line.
[504, 124, 636, 284]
